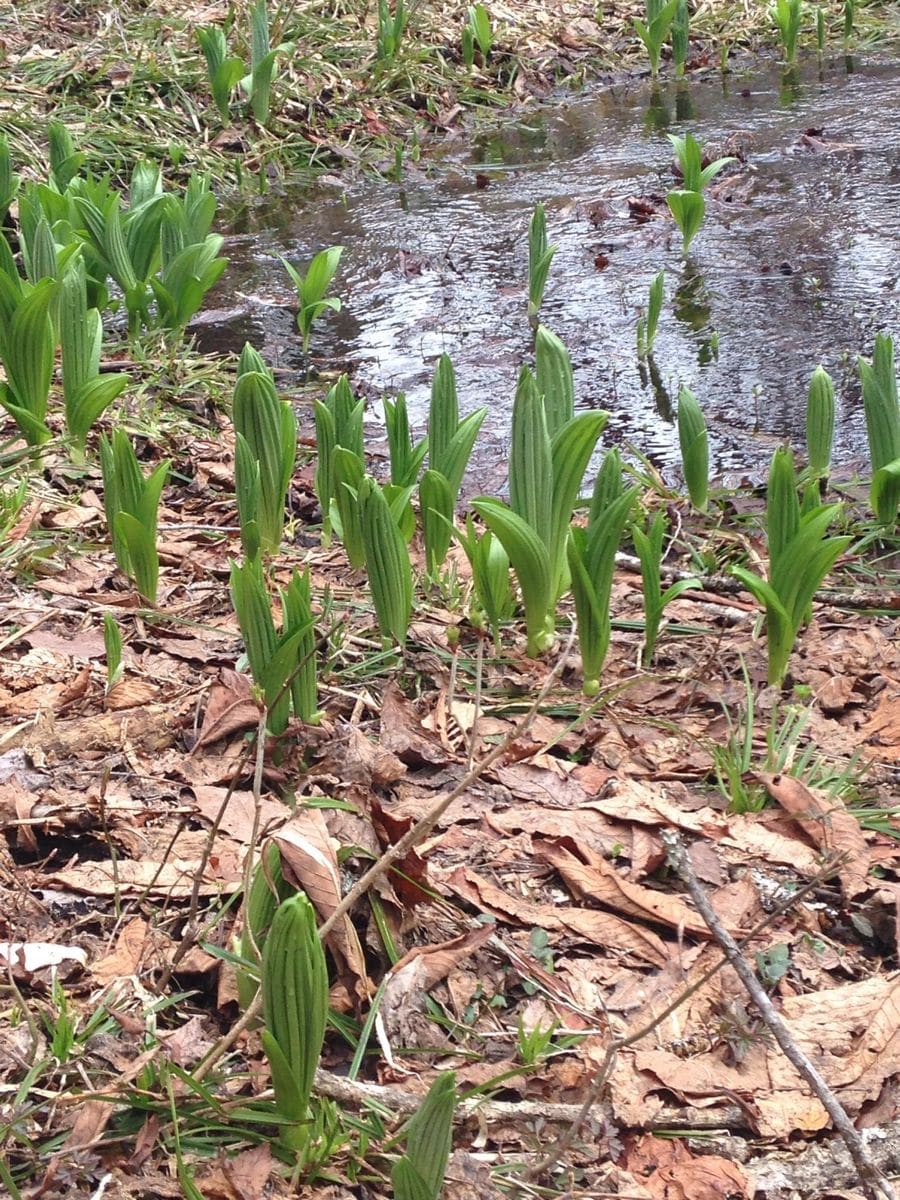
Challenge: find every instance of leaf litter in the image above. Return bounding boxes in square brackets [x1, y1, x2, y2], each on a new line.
[2, 411, 900, 1200]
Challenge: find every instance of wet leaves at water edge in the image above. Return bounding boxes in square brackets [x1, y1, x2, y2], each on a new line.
[1, 413, 900, 1199]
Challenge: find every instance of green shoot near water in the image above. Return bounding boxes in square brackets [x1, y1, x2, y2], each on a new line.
[667, 189, 705, 256]
[731, 446, 851, 686]
[260, 892, 328, 1149]
[462, 4, 493, 68]
[282, 246, 343, 356]
[377, 0, 409, 61]
[420, 354, 486, 574]
[197, 27, 244, 124]
[474, 366, 606, 656]
[672, 0, 690, 75]
[805, 364, 835, 480]
[229, 559, 318, 734]
[859, 332, 900, 525]
[233, 343, 297, 559]
[632, 511, 701, 666]
[634, 0, 679, 77]
[527, 203, 555, 318]
[636, 270, 664, 361]
[668, 132, 735, 194]
[99, 429, 170, 602]
[771, 0, 803, 63]
[677, 385, 709, 511]
[568, 465, 640, 694]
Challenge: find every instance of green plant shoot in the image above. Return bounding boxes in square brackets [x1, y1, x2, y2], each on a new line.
[731, 447, 851, 686]
[805, 364, 835, 479]
[771, 0, 803, 63]
[282, 246, 343, 356]
[527, 203, 555, 318]
[99, 429, 170, 602]
[631, 511, 701, 665]
[859, 333, 900, 525]
[261, 893, 328, 1149]
[634, 0, 679, 76]
[637, 270, 664, 361]
[666, 188, 706, 256]
[677, 386, 709, 510]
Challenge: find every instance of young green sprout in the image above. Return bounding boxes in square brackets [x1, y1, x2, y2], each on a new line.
[633, 0, 679, 77]
[282, 246, 343, 356]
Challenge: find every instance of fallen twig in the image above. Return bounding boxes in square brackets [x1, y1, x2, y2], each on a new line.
[663, 830, 895, 1200]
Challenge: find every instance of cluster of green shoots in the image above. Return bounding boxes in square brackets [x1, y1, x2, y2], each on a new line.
[198, 0, 292, 127]
[634, 0, 690, 77]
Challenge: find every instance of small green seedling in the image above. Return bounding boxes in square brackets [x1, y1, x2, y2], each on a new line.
[391, 1073, 457, 1200]
[805, 364, 835, 480]
[197, 27, 244, 124]
[462, 4, 493, 68]
[667, 189, 705, 256]
[99, 430, 170, 602]
[631, 511, 702, 665]
[282, 246, 343, 356]
[637, 270, 664, 361]
[731, 446, 851, 686]
[634, 0, 679, 77]
[677, 386, 709, 511]
[771, 0, 803, 63]
[103, 613, 124, 693]
[527, 203, 555, 318]
[667, 132, 735, 195]
[377, 0, 409, 61]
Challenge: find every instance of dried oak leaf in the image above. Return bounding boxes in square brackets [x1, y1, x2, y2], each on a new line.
[759, 772, 870, 898]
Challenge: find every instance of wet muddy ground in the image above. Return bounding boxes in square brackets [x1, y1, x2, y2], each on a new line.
[201, 57, 900, 492]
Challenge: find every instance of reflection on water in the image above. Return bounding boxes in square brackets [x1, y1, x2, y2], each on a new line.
[206, 58, 900, 489]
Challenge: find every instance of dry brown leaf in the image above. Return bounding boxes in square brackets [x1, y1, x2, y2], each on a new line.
[760, 772, 870, 898]
[91, 917, 168, 982]
[533, 837, 724, 939]
[444, 866, 670, 967]
[379, 681, 449, 764]
[623, 1133, 750, 1199]
[194, 668, 260, 749]
[623, 974, 900, 1137]
[195, 1144, 274, 1200]
[275, 810, 369, 998]
[52, 851, 242, 897]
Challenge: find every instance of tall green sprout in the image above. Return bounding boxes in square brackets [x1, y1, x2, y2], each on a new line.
[671, 0, 690, 76]
[677, 386, 708, 511]
[527, 203, 555, 318]
[0, 275, 55, 445]
[634, 0, 679, 77]
[805, 365, 835, 480]
[771, 0, 803, 63]
[99, 430, 170, 602]
[261, 893, 328, 1148]
[568, 481, 640, 694]
[731, 447, 851, 686]
[859, 333, 900, 525]
[474, 367, 606, 656]
[419, 354, 486, 574]
[233, 343, 297, 558]
[59, 256, 128, 455]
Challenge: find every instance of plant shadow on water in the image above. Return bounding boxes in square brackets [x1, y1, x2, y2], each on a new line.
[201, 58, 900, 493]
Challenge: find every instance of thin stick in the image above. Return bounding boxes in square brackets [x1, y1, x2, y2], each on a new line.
[520, 856, 849, 1185]
[663, 830, 895, 1200]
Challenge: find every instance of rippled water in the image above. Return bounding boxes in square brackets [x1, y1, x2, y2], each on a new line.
[205, 58, 900, 490]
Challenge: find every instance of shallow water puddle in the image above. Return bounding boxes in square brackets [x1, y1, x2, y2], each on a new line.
[207, 59, 900, 489]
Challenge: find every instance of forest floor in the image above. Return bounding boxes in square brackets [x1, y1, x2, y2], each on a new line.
[2, 3, 900, 1200]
